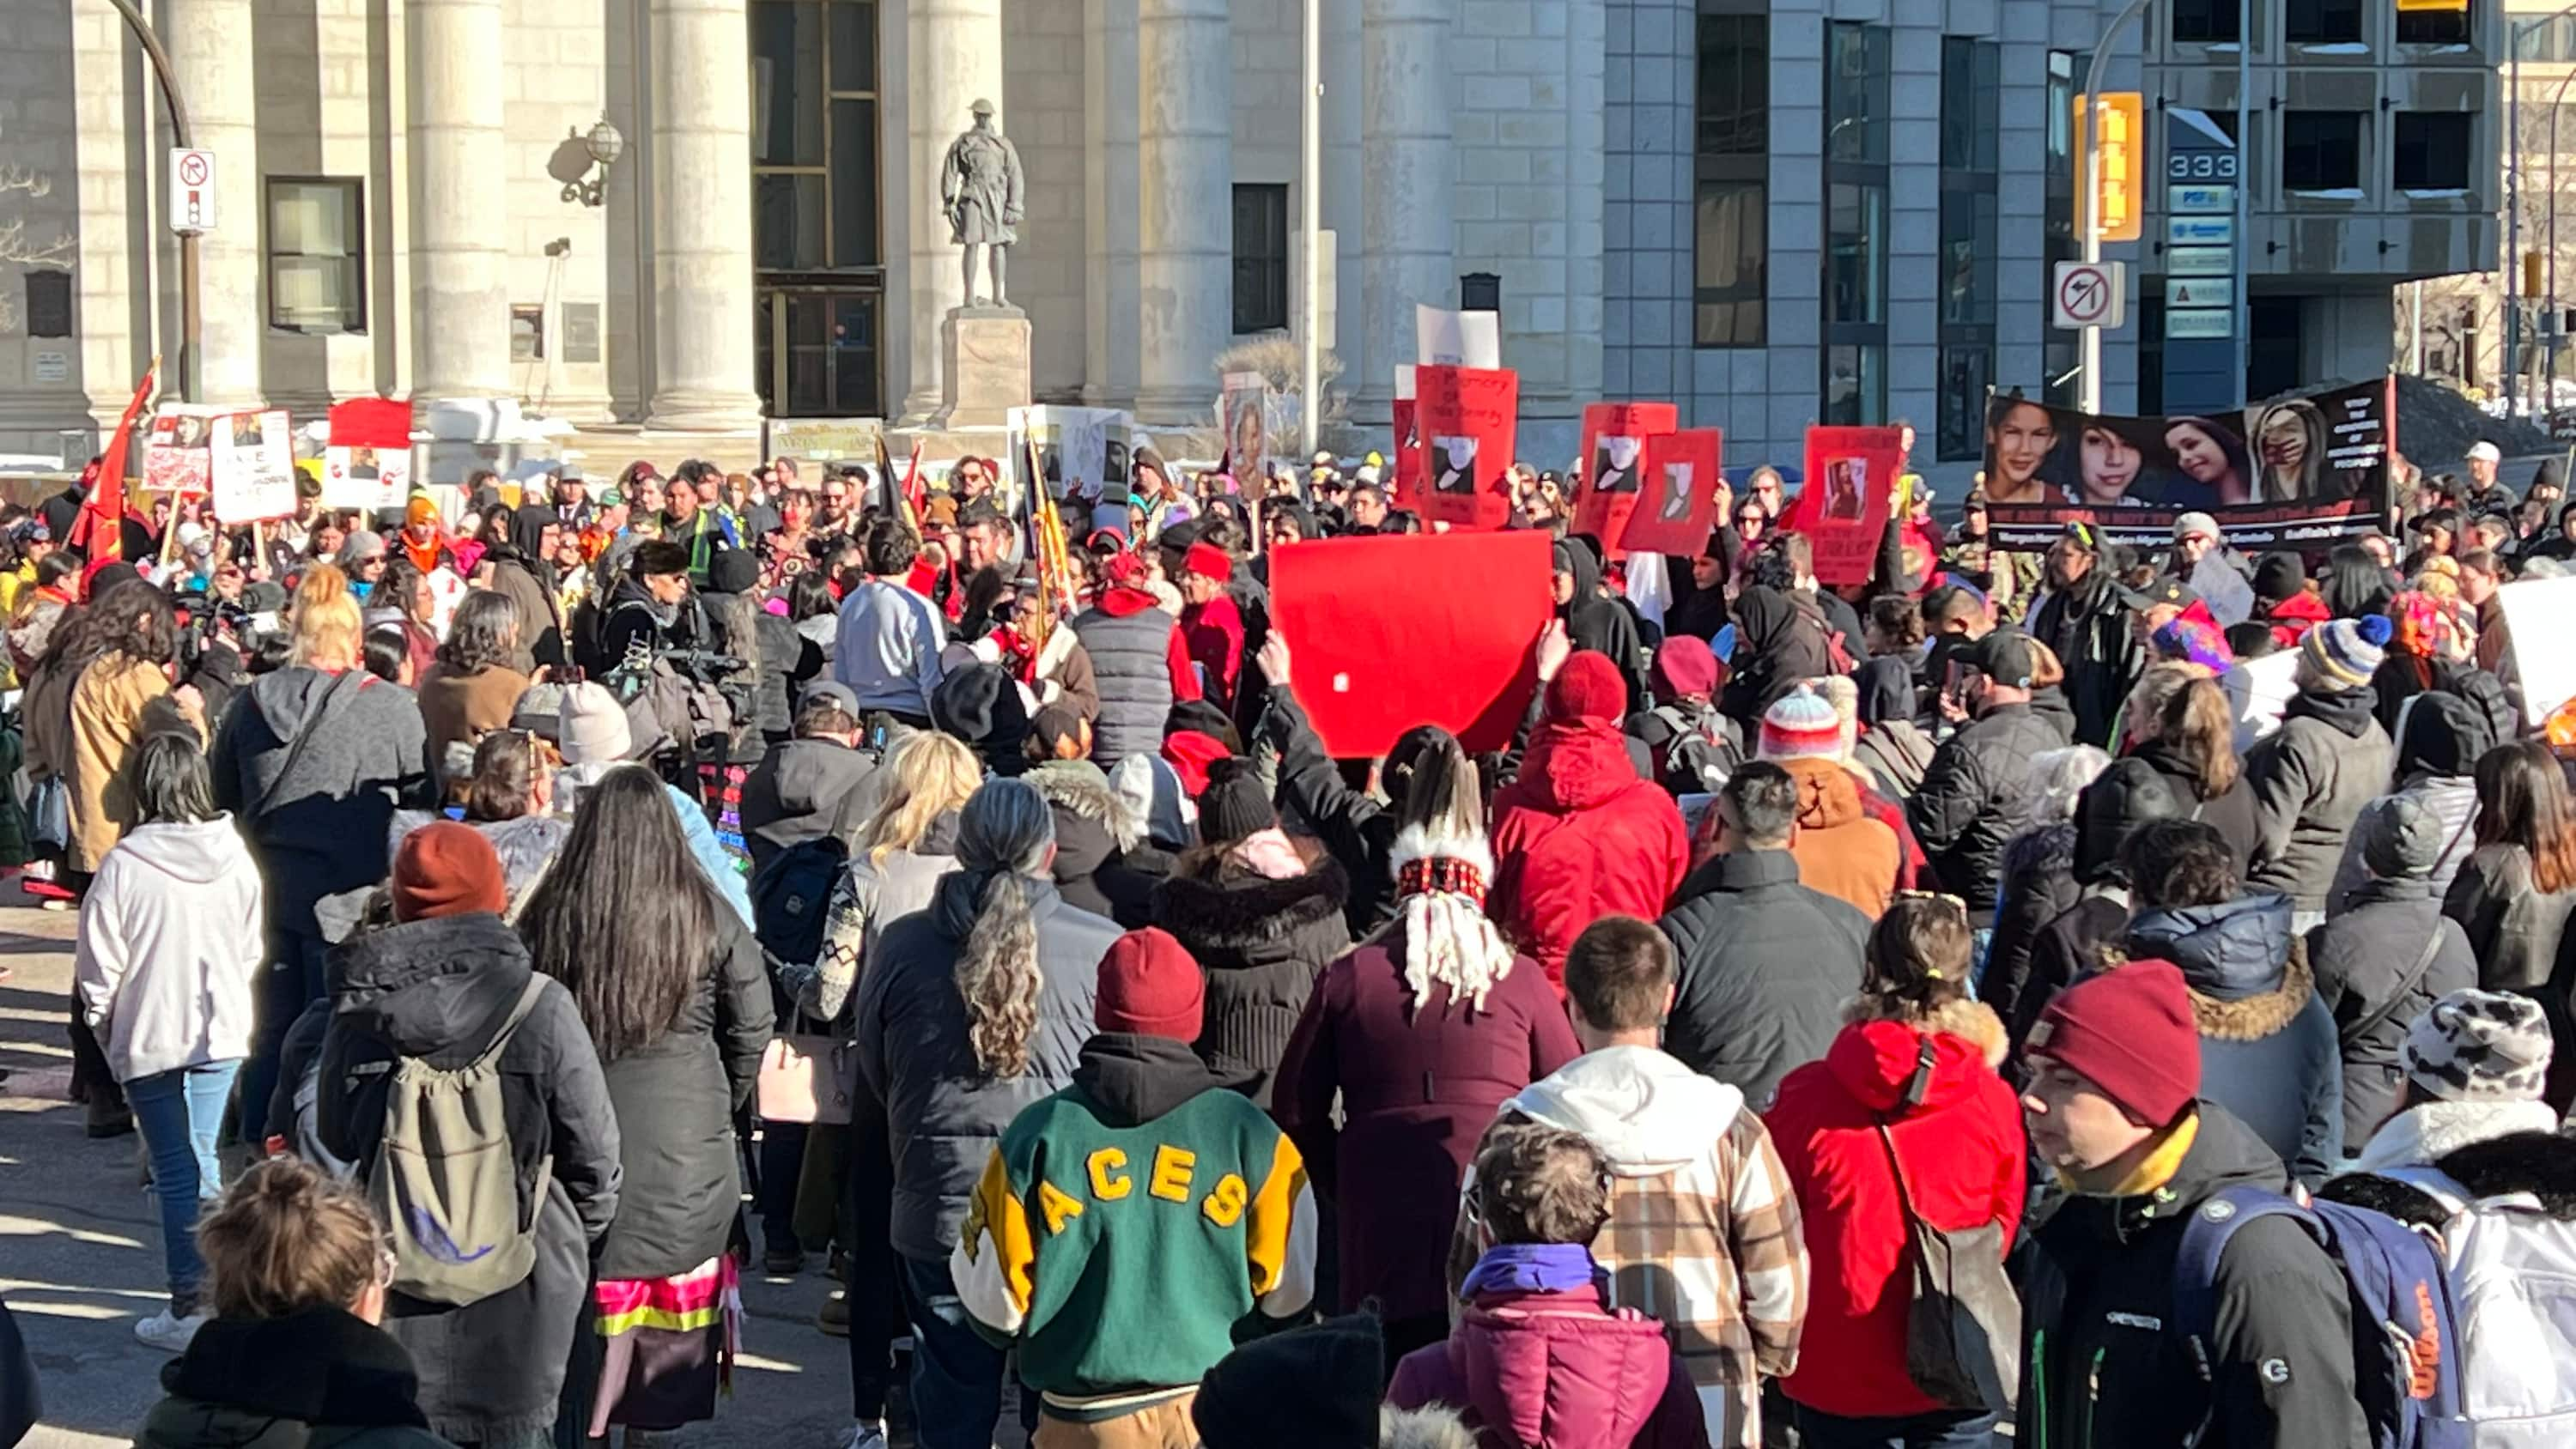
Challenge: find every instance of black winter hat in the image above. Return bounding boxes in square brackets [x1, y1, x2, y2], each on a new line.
[2251, 550, 2306, 605]
[1165, 699, 1243, 754]
[2073, 759, 2186, 885]
[1192, 1313, 1384, 1449]
[933, 663, 1030, 773]
[706, 547, 762, 596]
[1196, 756, 1277, 845]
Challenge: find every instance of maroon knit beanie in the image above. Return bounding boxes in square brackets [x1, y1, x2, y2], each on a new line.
[1096, 927, 1206, 1041]
[1546, 651, 1626, 723]
[2026, 959, 2202, 1126]
[392, 822, 507, 923]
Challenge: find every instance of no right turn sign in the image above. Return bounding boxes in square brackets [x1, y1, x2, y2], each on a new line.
[170, 149, 216, 234]
[2052, 260, 2126, 330]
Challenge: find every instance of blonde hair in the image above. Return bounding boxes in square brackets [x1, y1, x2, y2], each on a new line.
[290, 562, 365, 670]
[197, 1155, 383, 1320]
[2123, 661, 2201, 745]
[858, 730, 982, 866]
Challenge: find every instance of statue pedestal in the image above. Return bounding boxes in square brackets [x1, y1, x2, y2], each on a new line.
[937, 306, 1032, 430]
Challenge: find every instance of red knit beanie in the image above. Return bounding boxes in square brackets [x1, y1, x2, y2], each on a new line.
[392, 822, 508, 922]
[1160, 730, 1231, 797]
[1185, 543, 1234, 584]
[1096, 927, 1206, 1040]
[2026, 959, 2202, 1126]
[1546, 651, 1626, 723]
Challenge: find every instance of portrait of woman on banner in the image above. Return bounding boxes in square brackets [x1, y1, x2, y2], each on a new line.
[2251, 397, 2336, 503]
[1982, 397, 2068, 505]
[2164, 415, 2255, 506]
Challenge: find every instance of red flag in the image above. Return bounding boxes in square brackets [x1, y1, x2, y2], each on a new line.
[76, 358, 158, 561]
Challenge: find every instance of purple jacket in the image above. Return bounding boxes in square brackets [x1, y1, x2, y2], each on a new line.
[1388, 1283, 1713, 1449]
[1273, 940, 1581, 1324]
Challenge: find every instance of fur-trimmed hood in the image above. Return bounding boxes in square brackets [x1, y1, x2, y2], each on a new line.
[1024, 758, 1143, 853]
[2324, 1119, 2576, 1228]
[1844, 993, 2009, 1069]
[1151, 846, 1351, 964]
[2342, 1096, 2561, 1177]
[2185, 937, 2314, 1041]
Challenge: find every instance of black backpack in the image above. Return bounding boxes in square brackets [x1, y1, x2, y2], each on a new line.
[750, 834, 847, 969]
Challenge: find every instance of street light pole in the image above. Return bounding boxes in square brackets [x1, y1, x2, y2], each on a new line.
[99, 0, 198, 405]
[2512, 38, 2524, 411]
[1300, 0, 1321, 457]
[2547, 67, 2576, 402]
[2077, 0, 2148, 415]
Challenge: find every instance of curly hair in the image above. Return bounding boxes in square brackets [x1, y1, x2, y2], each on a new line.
[951, 778, 1058, 1078]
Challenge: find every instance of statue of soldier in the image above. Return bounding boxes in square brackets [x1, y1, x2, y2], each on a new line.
[941, 98, 1026, 307]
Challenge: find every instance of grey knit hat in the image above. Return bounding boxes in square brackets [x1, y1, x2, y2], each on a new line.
[2356, 795, 2443, 882]
[2403, 988, 2554, 1103]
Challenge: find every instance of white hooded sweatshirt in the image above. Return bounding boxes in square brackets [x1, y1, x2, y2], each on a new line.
[75, 814, 266, 1082]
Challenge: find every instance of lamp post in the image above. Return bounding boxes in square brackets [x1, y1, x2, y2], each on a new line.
[2505, 9, 2576, 414]
[97, 0, 197, 403]
[2075, 0, 2148, 415]
[1299, 0, 1321, 457]
[2545, 68, 2576, 401]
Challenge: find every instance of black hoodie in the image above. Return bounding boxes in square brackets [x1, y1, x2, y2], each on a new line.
[137, 1307, 447, 1449]
[1555, 538, 1649, 711]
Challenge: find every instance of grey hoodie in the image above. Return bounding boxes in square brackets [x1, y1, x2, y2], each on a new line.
[210, 666, 431, 935]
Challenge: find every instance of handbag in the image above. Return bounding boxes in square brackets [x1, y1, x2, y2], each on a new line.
[1878, 1038, 2022, 1414]
[756, 1023, 856, 1125]
[23, 777, 65, 855]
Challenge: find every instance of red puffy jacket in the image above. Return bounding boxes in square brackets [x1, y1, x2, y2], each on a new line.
[1490, 719, 1690, 988]
[1764, 1006, 2026, 1421]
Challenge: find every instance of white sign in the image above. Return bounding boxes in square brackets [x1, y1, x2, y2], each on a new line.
[2166, 308, 2235, 340]
[2166, 277, 2235, 310]
[2169, 184, 2236, 214]
[169, 148, 216, 233]
[1415, 304, 1500, 368]
[2501, 576, 2576, 726]
[2168, 246, 2233, 276]
[2167, 215, 2234, 246]
[2051, 260, 2125, 330]
[32, 350, 67, 384]
[210, 409, 296, 522]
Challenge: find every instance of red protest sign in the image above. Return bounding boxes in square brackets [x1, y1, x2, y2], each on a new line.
[1572, 403, 1679, 552]
[1413, 365, 1517, 530]
[1619, 427, 1725, 556]
[1268, 530, 1555, 755]
[1794, 425, 1904, 586]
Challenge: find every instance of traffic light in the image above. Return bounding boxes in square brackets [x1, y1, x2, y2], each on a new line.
[2072, 93, 2145, 244]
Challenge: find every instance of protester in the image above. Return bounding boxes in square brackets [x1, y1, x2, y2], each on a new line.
[2017, 961, 2366, 1449]
[417, 591, 528, 793]
[1980, 745, 2112, 1026]
[1071, 551, 1196, 767]
[1019, 717, 1152, 919]
[391, 728, 568, 914]
[793, 730, 982, 1022]
[478, 506, 568, 673]
[739, 682, 878, 873]
[1454, 916, 1807, 1446]
[2443, 737, 2576, 1107]
[951, 926, 1318, 1449]
[1629, 634, 1743, 797]
[1553, 539, 1649, 710]
[64, 579, 185, 878]
[1273, 730, 1579, 1361]
[850, 778, 1117, 1449]
[1767, 896, 2024, 1449]
[133, 1156, 453, 1449]
[1754, 685, 1899, 919]
[1661, 762, 1868, 1105]
[2323, 988, 2560, 1187]
[931, 662, 1030, 778]
[1393, 1126, 1711, 1449]
[2002, 761, 2186, 1055]
[550, 679, 757, 926]
[1491, 650, 1691, 985]
[2122, 819, 2344, 1185]
[518, 766, 773, 1438]
[1720, 585, 1833, 724]
[73, 731, 263, 1351]
[1908, 628, 2060, 919]
[313, 823, 621, 1448]
[2029, 523, 2139, 748]
[2244, 616, 2397, 930]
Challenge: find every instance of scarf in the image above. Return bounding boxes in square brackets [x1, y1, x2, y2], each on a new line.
[1461, 1242, 1598, 1299]
[1227, 826, 1307, 881]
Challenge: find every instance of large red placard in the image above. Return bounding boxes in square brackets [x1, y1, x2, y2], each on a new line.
[1794, 426, 1904, 585]
[1572, 402, 1680, 552]
[1412, 366, 1518, 530]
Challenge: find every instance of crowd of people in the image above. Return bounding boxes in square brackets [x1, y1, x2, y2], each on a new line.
[12, 427, 2576, 1449]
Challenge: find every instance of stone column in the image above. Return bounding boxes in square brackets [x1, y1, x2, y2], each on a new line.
[1133, 0, 1231, 424]
[406, 0, 510, 400]
[1358, 0, 1455, 417]
[165, 0, 264, 406]
[647, 0, 764, 428]
[900, 0, 1006, 422]
[1082, 0, 1142, 409]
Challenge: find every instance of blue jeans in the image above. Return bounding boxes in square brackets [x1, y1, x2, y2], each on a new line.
[125, 1059, 241, 1308]
[899, 1253, 1032, 1449]
[1792, 1404, 1999, 1449]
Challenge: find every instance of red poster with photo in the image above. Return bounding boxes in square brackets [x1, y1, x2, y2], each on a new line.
[1794, 426, 1903, 585]
[1391, 394, 1422, 507]
[1618, 427, 1725, 556]
[1268, 530, 1555, 755]
[1413, 365, 1518, 530]
[1572, 403, 1680, 552]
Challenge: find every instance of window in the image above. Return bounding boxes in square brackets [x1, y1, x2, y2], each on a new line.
[2284, 0, 2361, 44]
[1938, 37, 1999, 461]
[1231, 184, 1289, 334]
[266, 179, 365, 334]
[23, 271, 71, 338]
[2170, 0, 2240, 45]
[1823, 21, 1888, 423]
[2042, 51, 2087, 408]
[2393, 112, 2472, 191]
[2396, 0, 2470, 45]
[2281, 110, 2364, 191]
[1693, 8, 1768, 349]
[751, 0, 884, 415]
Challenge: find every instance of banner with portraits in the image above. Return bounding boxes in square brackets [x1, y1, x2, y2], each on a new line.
[1006, 405, 1133, 506]
[1619, 427, 1724, 556]
[1412, 365, 1518, 530]
[142, 404, 225, 495]
[1572, 402, 1679, 551]
[1979, 378, 2393, 550]
[1795, 426, 1903, 585]
[321, 397, 413, 512]
[211, 409, 297, 523]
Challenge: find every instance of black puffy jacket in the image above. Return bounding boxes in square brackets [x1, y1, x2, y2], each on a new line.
[2306, 878, 2477, 1151]
[1151, 847, 1351, 1108]
[1906, 701, 2064, 912]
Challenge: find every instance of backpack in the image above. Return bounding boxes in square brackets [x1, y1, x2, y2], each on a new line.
[2377, 1167, 2576, 1448]
[2173, 1184, 2471, 1449]
[1648, 702, 1741, 796]
[752, 834, 848, 969]
[369, 976, 553, 1308]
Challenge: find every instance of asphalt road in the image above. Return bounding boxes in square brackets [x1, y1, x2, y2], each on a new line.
[0, 886, 862, 1449]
